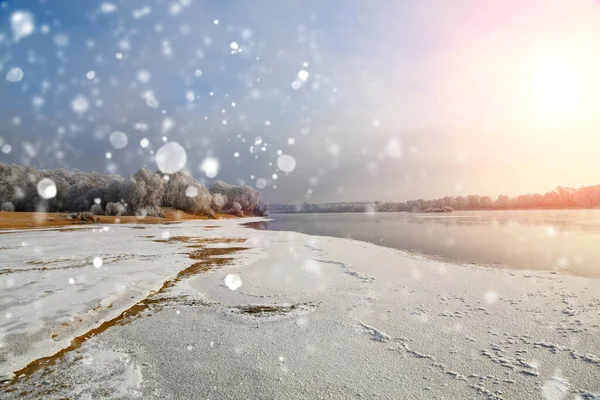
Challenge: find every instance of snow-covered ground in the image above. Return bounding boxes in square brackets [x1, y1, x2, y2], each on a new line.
[1, 219, 599, 399]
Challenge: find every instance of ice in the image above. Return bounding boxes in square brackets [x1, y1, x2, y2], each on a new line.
[109, 131, 128, 150]
[6, 67, 24, 83]
[11, 11, 35, 41]
[86, 71, 96, 80]
[140, 138, 149, 148]
[156, 142, 187, 174]
[36, 178, 57, 199]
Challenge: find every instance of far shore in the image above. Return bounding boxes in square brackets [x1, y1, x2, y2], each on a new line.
[0, 209, 239, 231]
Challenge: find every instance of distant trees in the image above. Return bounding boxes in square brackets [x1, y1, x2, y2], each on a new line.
[1, 201, 15, 212]
[209, 180, 268, 216]
[105, 202, 126, 216]
[269, 185, 600, 214]
[0, 163, 268, 218]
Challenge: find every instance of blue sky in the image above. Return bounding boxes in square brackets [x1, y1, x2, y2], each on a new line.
[1, 0, 600, 202]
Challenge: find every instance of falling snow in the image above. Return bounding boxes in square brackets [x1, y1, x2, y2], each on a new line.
[109, 131, 129, 150]
[155, 142, 187, 174]
[11, 11, 35, 41]
[36, 178, 57, 199]
[71, 95, 90, 114]
[224, 274, 242, 291]
[6, 67, 24, 83]
[277, 154, 296, 173]
[200, 157, 220, 178]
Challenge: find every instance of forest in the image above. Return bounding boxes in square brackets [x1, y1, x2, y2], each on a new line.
[270, 185, 600, 213]
[0, 163, 267, 218]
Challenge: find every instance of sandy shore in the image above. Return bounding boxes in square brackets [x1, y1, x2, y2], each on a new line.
[1, 218, 599, 399]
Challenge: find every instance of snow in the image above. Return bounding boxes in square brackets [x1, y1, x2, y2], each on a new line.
[93, 257, 103, 268]
[224, 274, 242, 291]
[11, 11, 35, 42]
[71, 95, 90, 114]
[297, 70, 309, 81]
[200, 157, 219, 178]
[53, 33, 70, 48]
[155, 142, 187, 173]
[277, 154, 296, 173]
[184, 185, 198, 197]
[137, 70, 151, 84]
[36, 178, 57, 199]
[5, 68, 24, 83]
[2, 219, 600, 399]
[99, 2, 117, 14]
[109, 131, 128, 149]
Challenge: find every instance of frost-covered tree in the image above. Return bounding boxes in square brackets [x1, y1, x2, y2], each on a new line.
[126, 168, 165, 214]
[210, 180, 264, 215]
[163, 171, 213, 215]
[1, 201, 15, 212]
[105, 202, 126, 216]
[211, 193, 227, 212]
[90, 203, 104, 215]
[0, 163, 266, 218]
[229, 202, 244, 217]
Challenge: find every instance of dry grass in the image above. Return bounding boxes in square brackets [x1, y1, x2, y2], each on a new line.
[0, 208, 237, 231]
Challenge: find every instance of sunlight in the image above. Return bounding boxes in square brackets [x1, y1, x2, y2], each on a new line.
[532, 57, 582, 112]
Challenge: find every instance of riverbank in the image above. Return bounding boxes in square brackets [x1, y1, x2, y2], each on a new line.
[1, 218, 599, 398]
[0, 209, 237, 231]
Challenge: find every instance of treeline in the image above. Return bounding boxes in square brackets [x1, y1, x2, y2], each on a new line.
[270, 185, 600, 213]
[0, 163, 267, 218]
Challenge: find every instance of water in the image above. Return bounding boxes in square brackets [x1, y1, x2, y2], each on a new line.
[246, 210, 600, 277]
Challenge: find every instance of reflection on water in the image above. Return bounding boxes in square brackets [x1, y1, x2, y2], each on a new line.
[246, 210, 600, 277]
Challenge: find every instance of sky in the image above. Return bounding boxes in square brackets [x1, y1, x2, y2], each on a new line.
[0, 0, 599, 203]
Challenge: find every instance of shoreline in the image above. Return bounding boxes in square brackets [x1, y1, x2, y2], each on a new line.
[2, 218, 600, 398]
[242, 220, 599, 280]
[0, 209, 238, 231]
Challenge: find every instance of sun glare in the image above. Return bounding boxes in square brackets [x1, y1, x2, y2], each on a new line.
[532, 58, 582, 111]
